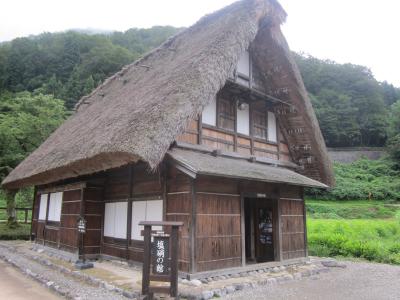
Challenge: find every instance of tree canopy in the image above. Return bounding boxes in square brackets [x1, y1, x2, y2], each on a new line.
[0, 92, 66, 181]
[294, 53, 400, 148]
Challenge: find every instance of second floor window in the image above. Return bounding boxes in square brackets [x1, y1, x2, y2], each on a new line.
[218, 98, 235, 131]
[201, 96, 277, 143]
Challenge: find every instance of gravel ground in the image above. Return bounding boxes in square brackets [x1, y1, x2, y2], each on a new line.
[225, 261, 400, 300]
[0, 243, 127, 300]
[0, 260, 60, 300]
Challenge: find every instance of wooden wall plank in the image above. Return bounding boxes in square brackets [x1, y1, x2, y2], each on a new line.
[279, 186, 306, 260]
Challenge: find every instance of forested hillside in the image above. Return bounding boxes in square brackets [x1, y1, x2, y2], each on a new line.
[0, 26, 180, 109]
[0, 27, 400, 182]
[294, 53, 400, 148]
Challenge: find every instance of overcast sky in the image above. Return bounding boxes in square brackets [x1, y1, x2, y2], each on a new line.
[1, 0, 399, 86]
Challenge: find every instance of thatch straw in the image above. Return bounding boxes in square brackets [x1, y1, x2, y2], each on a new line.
[2, 0, 334, 189]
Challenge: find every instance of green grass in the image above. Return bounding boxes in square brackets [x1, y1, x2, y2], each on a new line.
[306, 199, 400, 264]
[306, 199, 400, 219]
[0, 223, 31, 240]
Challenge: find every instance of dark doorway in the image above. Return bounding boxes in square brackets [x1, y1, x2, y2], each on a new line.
[244, 198, 275, 263]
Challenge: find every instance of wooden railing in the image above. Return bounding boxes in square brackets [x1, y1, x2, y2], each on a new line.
[0, 207, 32, 223]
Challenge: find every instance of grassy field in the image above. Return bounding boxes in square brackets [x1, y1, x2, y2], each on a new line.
[306, 199, 400, 219]
[307, 200, 400, 264]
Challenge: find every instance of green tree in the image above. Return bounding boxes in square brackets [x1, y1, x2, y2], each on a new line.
[83, 75, 95, 95]
[387, 100, 400, 163]
[0, 92, 66, 226]
[0, 92, 66, 180]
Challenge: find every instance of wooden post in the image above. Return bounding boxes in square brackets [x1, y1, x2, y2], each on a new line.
[140, 221, 183, 300]
[302, 188, 308, 257]
[189, 178, 196, 273]
[240, 194, 246, 267]
[170, 225, 179, 297]
[142, 224, 151, 297]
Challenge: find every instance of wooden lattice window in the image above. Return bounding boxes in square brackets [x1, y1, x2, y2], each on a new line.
[252, 110, 267, 139]
[217, 97, 235, 131]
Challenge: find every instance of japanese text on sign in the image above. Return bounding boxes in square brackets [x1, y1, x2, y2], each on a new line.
[152, 236, 169, 275]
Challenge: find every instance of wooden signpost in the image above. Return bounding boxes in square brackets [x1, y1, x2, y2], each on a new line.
[139, 221, 183, 300]
[75, 216, 93, 269]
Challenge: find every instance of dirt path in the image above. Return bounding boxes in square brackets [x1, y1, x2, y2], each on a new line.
[225, 261, 400, 300]
[0, 260, 61, 300]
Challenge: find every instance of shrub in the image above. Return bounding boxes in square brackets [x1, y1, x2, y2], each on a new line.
[307, 158, 400, 201]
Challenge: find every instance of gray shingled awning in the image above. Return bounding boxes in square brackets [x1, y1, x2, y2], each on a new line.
[167, 148, 328, 189]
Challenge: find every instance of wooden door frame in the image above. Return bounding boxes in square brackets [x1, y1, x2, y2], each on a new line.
[240, 193, 281, 267]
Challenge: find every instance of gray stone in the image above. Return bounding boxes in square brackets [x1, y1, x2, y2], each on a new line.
[219, 275, 227, 280]
[46, 281, 54, 287]
[231, 273, 240, 278]
[279, 266, 286, 271]
[283, 274, 294, 281]
[206, 277, 213, 283]
[37, 249, 44, 253]
[190, 279, 202, 287]
[122, 290, 136, 299]
[257, 269, 264, 273]
[293, 272, 302, 280]
[182, 279, 190, 285]
[272, 267, 280, 273]
[321, 260, 347, 268]
[200, 278, 208, 284]
[249, 271, 257, 276]
[234, 283, 245, 290]
[213, 289, 223, 297]
[201, 290, 214, 300]
[103, 283, 115, 291]
[226, 285, 236, 294]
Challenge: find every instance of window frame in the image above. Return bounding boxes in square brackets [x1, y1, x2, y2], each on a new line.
[48, 192, 63, 223]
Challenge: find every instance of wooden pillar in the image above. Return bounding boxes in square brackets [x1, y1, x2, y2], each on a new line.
[302, 187, 308, 257]
[78, 188, 86, 260]
[277, 187, 283, 261]
[170, 225, 179, 297]
[240, 194, 246, 267]
[189, 178, 197, 273]
[126, 164, 134, 259]
[142, 225, 151, 296]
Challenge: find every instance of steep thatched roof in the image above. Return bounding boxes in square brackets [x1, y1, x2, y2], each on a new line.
[2, 0, 334, 189]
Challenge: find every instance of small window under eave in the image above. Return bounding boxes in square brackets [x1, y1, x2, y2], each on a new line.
[202, 97, 217, 126]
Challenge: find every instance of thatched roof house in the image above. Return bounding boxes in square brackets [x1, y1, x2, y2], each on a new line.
[1, 0, 335, 275]
[2, 0, 333, 190]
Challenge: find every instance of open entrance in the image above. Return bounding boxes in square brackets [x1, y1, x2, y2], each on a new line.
[244, 198, 277, 263]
